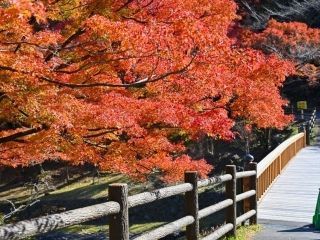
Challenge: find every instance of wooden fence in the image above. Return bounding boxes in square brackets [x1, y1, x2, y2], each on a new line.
[0, 164, 258, 240]
[256, 133, 305, 200]
[0, 109, 316, 240]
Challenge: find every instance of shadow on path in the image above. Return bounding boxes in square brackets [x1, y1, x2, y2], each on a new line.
[254, 220, 320, 240]
[278, 224, 320, 234]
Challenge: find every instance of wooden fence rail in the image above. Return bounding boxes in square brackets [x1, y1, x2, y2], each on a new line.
[257, 108, 316, 200]
[1, 110, 315, 240]
[256, 132, 306, 200]
[0, 164, 258, 240]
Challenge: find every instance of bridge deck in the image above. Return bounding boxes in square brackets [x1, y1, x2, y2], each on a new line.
[258, 144, 320, 223]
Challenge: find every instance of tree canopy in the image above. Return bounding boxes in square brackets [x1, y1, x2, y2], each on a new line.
[0, 0, 294, 182]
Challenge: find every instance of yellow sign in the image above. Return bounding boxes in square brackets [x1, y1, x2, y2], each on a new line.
[297, 101, 307, 109]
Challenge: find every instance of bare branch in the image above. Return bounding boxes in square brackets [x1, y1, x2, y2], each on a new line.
[241, 0, 320, 29]
[2, 199, 40, 221]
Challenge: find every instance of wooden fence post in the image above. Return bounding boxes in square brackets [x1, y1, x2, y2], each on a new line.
[238, 174, 245, 226]
[225, 165, 236, 237]
[299, 123, 307, 146]
[185, 171, 199, 240]
[109, 184, 129, 240]
[306, 122, 311, 146]
[244, 163, 258, 224]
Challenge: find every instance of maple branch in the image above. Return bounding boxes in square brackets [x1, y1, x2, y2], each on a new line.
[194, 94, 222, 104]
[0, 125, 48, 144]
[87, 127, 107, 131]
[116, 0, 135, 12]
[0, 65, 29, 75]
[45, 28, 86, 62]
[52, 48, 131, 71]
[121, 16, 148, 24]
[41, 55, 196, 88]
[0, 94, 29, 117]
[0, 65, 18, 72]
[83, 129, 119, 138]
[144, 123, 179, 130]
[83, 139, 111, 149]
[49, 0, 63, 4]
[54, 53, 156, 74]
[136, 162, 153, 172]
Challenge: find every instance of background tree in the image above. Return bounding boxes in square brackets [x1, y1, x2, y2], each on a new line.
[238, 0, 320, 30]
[239, 0, 320, 104]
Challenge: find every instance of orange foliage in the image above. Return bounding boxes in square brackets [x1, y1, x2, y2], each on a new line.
[241, 19, 320, 81]
[241, 19, 320, 48]
[0, 0, 293, 182]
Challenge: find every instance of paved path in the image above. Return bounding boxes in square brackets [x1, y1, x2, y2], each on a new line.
[254, 219, 320, 240]
[255, 123, 320, 239]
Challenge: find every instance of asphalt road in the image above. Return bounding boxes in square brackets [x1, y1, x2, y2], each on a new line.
[254, 219, 320, 240]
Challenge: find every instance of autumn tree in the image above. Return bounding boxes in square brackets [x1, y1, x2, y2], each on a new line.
[239, 0, 320, 88]
[0, 0, 293, 182]
[239, 17, 320, 109]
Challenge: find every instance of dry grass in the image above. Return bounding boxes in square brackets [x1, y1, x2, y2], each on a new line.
[223, 225, 262, 240]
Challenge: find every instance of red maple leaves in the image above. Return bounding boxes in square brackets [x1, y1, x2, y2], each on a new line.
[0, 0, 294, 182]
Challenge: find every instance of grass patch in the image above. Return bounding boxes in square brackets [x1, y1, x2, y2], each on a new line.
[130, 222, 166, 234]
[57, 221, 165, 236]
[44, 173, 130, 200]
[62, 224, 107, 235]
[0, 173, 146, 203]
[223, 225, 261, 240]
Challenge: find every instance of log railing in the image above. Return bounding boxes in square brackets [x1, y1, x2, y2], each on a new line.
[2, 118, 315, 240]
[256, 133, 305, 200]
[0, 164, 258, 240]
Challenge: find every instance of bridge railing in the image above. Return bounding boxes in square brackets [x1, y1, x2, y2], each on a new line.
[257, 133, 305, 200]
[0, 165, 257, 240]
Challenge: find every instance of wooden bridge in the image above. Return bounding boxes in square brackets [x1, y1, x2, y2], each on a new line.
[258, 134, 320, 223]
[0, 111, 319, 240]
[254, 110, 320, 239]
